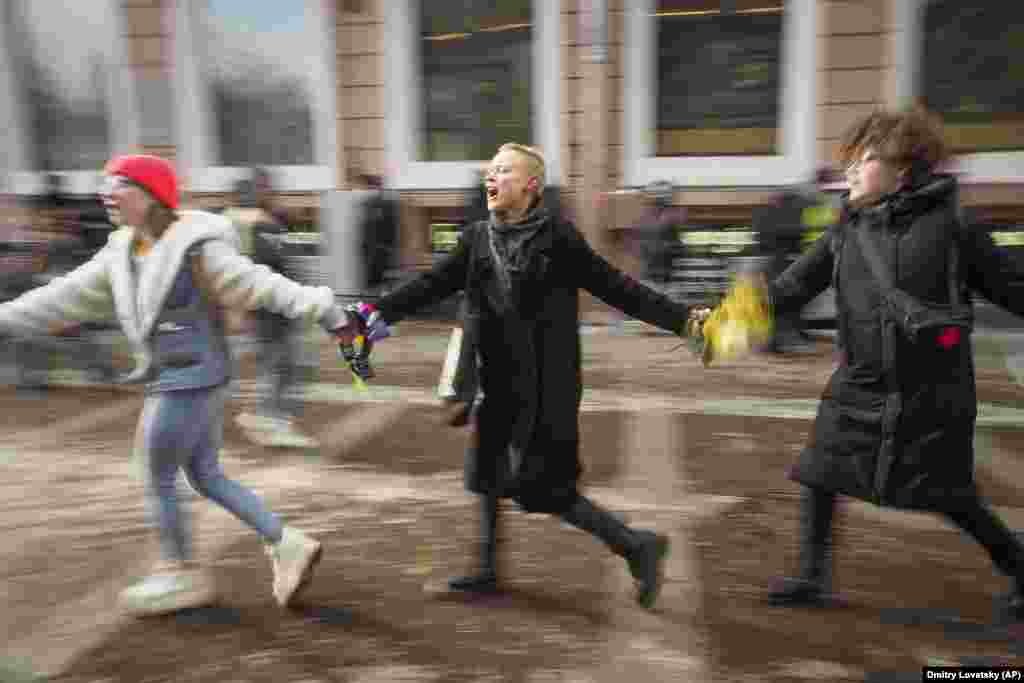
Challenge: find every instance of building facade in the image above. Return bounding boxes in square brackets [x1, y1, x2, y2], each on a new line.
[3, 1, 1022, 313]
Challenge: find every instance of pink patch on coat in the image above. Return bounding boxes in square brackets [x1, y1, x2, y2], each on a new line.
[936, 326, 961, 350]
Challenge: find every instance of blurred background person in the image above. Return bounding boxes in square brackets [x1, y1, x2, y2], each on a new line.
[0, 194, 52, 390]
[36, 173, 120, 384]
[635, 180, 679, 292]
[754, 187, 820, 354]
[2, 175, 117, 390]
[617, 180, 684, 334]
[352, 172, 399, 298]
[228, 168, 319, 449]
[464, 166, 490, 227]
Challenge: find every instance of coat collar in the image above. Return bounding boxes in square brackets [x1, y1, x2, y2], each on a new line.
[470, 215, 557, 269]
[106, 210, 237, 343]
[842, 173, 957, 225]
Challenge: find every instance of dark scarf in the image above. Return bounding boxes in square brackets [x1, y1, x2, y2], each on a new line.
[488, 204, 550, 298]
[485, 205, 549, 482]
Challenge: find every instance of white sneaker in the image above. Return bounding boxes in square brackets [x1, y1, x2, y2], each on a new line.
[119, 561, 217, 617]
[237, 413, 319, 449]
[265, 527, 322, 607]
[264, 421, 319, 449]
[235, 411, 278, 432]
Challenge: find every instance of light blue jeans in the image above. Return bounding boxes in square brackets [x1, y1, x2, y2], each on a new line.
[136, 384, 283, 562]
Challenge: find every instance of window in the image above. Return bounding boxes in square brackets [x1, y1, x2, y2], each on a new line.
[657, 0, 783, 157]
[624, 0, 816, 187]
[420, 1, 532, 162]
[1, 0, 138, 194]
[173, 1, 338, 192]
[385, 0, 561, 189]
[921, 2, 1024, 154]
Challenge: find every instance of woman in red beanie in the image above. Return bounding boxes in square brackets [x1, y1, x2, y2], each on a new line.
[0, 154, 361, 616]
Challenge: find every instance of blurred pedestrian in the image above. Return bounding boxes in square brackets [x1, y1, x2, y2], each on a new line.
[616, 181, 682, 334]
[746, 107, 1024, 619]
[636, 180, 678, 290]
[35, 187, 120, 383]
[226, 168, 319, 449]
[754, 190, 816, 353]
[465, 167, 489, 227]
[354, 143, 689, 609]
[0, 155, 362, 616]
[353, 172, 399, 295]
[0, 204, 52, 389]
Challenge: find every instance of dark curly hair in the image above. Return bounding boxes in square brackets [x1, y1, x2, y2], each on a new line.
[837, 105, 950, 178]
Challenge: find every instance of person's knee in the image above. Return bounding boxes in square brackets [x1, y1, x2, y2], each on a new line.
[184, 465, 224, 498]
[148, 466, 180, 499]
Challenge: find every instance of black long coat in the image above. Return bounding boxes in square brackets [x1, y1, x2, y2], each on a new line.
[375, 214, 688, 514]
[771, 175, 1024, 509]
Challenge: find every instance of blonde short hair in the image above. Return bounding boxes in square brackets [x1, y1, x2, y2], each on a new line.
[499, 142, 546, 195]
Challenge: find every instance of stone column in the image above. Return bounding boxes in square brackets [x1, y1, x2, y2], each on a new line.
[123, 1, 176, 162]
[576, 0, 618, 324]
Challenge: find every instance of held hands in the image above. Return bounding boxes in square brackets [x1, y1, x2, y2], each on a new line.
[346, 303, 391, 343]
[334, 302, 391, 345]
[688, 275, 773, 367]
[335, 302, 391, 383]
[685, 304, 713, 355]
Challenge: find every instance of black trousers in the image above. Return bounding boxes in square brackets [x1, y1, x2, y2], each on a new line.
[799, 485, 1024, 583]
[472, 491, 637, 574]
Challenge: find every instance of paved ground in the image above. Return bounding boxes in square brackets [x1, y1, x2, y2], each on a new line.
[1, 323, 1024, 682]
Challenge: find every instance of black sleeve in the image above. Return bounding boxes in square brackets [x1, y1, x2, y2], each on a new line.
[374, 224, 473, 325]
[769, 226, 836, 315]
[562, 221, 688, 334]
[962, 224, 1024, 318]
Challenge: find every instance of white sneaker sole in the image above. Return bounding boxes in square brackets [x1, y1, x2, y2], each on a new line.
[239, 423, 318, 449]
[275, 540, 323, 607]
[121, 584, 217, 617]
[265, 435, 319, 449]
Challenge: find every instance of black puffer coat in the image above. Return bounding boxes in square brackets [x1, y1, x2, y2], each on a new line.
[771, 175, 1024, 509]
[376, 213, 688, 514]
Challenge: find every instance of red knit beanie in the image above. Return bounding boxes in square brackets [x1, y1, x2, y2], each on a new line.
[103, 154, 179, 209]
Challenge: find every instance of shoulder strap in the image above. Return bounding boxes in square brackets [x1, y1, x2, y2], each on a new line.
[853, 225, 895, 292]
[946, 225, 964, 309]
[829, 226, 845, 283]
[827, 225, 849, 353]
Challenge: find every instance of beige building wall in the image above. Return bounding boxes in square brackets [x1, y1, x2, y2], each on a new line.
[117, 0, 1024, 280]
[122, 0, 173, 161]
[338, 1, 385, 186]
[817, 0, 890, 168]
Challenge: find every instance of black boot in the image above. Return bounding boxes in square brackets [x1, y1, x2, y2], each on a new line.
[448, 492, 500, 594]
[997, 586, 1024, 623]
[561, 496, 669, 609]
[768, 486, 835, 607]
[942, 496, 1024, 622]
